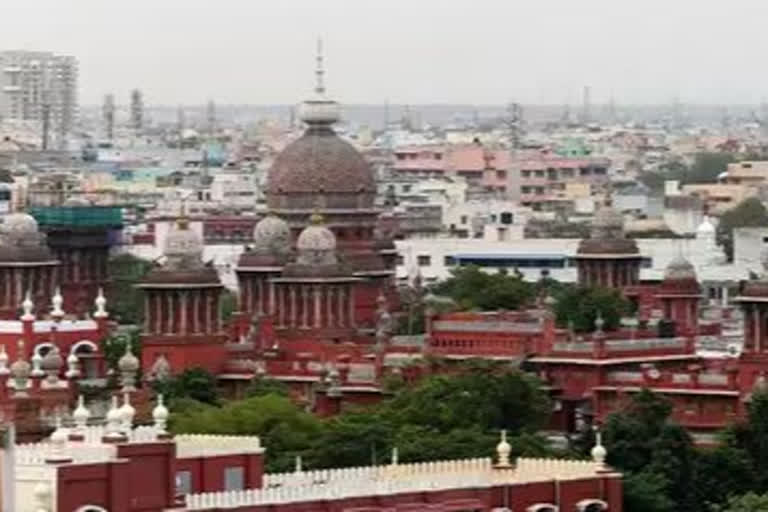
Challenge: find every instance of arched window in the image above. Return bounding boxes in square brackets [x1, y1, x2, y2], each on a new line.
[33, 342, 56, 358]
[70, 340, 99, 379]
[576, 499, 608, 512]
[527, 505, 558, 512]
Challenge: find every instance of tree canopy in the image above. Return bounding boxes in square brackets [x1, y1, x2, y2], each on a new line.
[552, 285, 631, 332]
[716, 197, 768, 262]
[107, 253, 153, 325]
[431, 265, 534, 311]
[169, 364, 556, 472]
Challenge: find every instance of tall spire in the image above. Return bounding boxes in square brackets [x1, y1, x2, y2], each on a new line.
[299, 38, 340, 127]
[315, 38, 325, 96]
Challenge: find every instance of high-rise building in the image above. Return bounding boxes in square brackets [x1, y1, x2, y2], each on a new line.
[0, 50, 78, 147]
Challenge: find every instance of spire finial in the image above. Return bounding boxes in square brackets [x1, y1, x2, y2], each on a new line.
[495, 429, 512, 468]
[315, 37, 325, 95]
[591, 425, 608, 469]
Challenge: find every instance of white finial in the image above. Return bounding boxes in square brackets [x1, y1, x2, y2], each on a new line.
[294, 455, 303, 473]
[591, 426, 608, 469]
[315, 37, 325, 95]
[153, 394, 169, 436]
[0, 344, 9, 376]
[51, 287, 64, 319]
[32, 481, 51, 511]
[47, 415, 70, 463]
[65, 352, 80, 379]
[119, 391, 136, 432]
[594, 311, 605, 332]
[73, 394, 90, 431]
[105, 395, 124, 439]
[391, 447, 399, 466]
[94, 287, 108, 319]
[21, 290, 34, 321]
[30, 350, 44, 377]
[118, 338, 139, 392]
[496, 429, 512, 468]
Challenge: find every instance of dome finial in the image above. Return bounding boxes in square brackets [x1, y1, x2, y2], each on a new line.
[315, 37, 325, 96]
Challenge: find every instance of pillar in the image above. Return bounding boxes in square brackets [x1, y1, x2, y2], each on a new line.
[314, 285, 322, 328]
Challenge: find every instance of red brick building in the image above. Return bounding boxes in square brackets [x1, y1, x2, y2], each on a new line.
[6, 397, 622, 512]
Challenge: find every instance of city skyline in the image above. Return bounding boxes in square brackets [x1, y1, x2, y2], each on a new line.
[4, 0, 768, 106]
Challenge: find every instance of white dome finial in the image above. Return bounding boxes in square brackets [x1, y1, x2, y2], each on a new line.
[591, 426, 608, 469]
[94, 287, 108, 318]
[495, 429, 512, 468]
[21, 290, 34, 321]
[51, 287, 64, 319]
[153, 394, 169, 436]
[299, 39, 340, 126]
[119, 391, 136, 432]
[73, 394, 90, 432]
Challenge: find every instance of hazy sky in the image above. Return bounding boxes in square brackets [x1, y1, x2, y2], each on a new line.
[3, 0, 768, 106]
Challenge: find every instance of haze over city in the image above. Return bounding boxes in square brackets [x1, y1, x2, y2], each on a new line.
[4, 0, 768, 106]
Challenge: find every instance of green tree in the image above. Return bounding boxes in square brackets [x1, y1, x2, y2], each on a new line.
[716, 198, 768, 262]
[552, 285, 631, 332]
[171, 395, 323, 472]
[153, 367, 220, 405]
[714, 492, 768, 512]
[219, 289, 238, 323]
[623, 471, 675, 512]
[685, 152, 736, 184]
[432, 266, 534, 311]
[102, 328, 142, 372]
[602, 390, 697, 511]
[245, 377, 290, 398]
[107, 254, 153, 325]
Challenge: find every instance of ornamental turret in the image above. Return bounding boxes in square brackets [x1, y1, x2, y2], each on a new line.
[574, 190, 642, 289]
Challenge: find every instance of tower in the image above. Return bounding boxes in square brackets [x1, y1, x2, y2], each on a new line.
[574, 193, 642, 289]
[138, 215, 226, 375]
[656, 255, 702, 336]
[103, 94, 115, 141]
[130, 89, 143, 133]
[0, 212, 59, 319]
[263, 40, 396, 329]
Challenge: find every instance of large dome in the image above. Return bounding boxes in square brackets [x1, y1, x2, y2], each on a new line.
[266, 129, 376, 210]
[0, 212, 56, 263]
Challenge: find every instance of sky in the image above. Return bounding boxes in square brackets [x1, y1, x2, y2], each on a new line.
[3, 0, 768, 106]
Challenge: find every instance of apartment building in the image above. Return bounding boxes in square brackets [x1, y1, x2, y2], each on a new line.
[0, 50, 78, 146]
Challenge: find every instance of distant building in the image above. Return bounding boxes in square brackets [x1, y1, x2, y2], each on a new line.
[0, 50, 79, 146]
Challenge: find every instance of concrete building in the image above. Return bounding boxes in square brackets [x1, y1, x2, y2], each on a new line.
[0, 51, 79, 147]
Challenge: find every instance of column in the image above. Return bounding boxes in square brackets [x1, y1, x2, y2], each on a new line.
[326, 286, 334, 327]
[289, 286, 297, 328]
[155, 292, 162, 334]
[268, 282, 276, 316]
[349, 286, 356, 327]
[314, 285, 322, 328]
[256, 278, 264, 314]
[277, 287, 285, 327]
[722, 286, 729, 307]
[14, 268, 22, 306]
[214, 291, 221, 333]
[180, 291, 188, 335]
[166, 293, 175, 335]
[755, 308, 761, 353]
[144, 292, 151, 334]
[302, 286, 309, 328]
[192, 290, 200, 334]
[337, 286, 345, 327]
[207, 290, 215, 334]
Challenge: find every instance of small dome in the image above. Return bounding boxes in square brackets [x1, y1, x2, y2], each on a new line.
[593, 206, 624, 233]
[164, 220, 204, 269]
[296, 214, 337, 266]
[664, 254, 697, 281]
[253, 213, 291, 253]
[118, 343, 140, 373]
[1, 212, 39, 239]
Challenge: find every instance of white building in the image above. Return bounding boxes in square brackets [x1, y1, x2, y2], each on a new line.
[0, 50, 78, 146]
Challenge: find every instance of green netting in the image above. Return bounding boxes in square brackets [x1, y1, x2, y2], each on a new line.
[29, 206, 123, 227]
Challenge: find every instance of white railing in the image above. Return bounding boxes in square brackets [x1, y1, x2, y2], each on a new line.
[176, 434, 263, 458]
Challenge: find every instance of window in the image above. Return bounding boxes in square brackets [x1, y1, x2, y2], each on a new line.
[496, 170, 506, 180]
[396, 255, 404, 266]
[417, 255, 431, 267]
[500, 212, 513, 225]
[224, 466, 245, 491]
[490, 214, 497, 223]
[444, 256, 456, 266]
[176, 470, 192, 495]
[460, 215, 468, 225]
[402, 184, 412, 193]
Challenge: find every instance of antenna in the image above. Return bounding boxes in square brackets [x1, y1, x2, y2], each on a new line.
[505, 102, 523, 153]
[315, 37, 325, 95]
[206, 99, 216, 137]
[41, 89, 51, 150]
[130, 89, 144, 133]
[582, 85, 591, 125]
